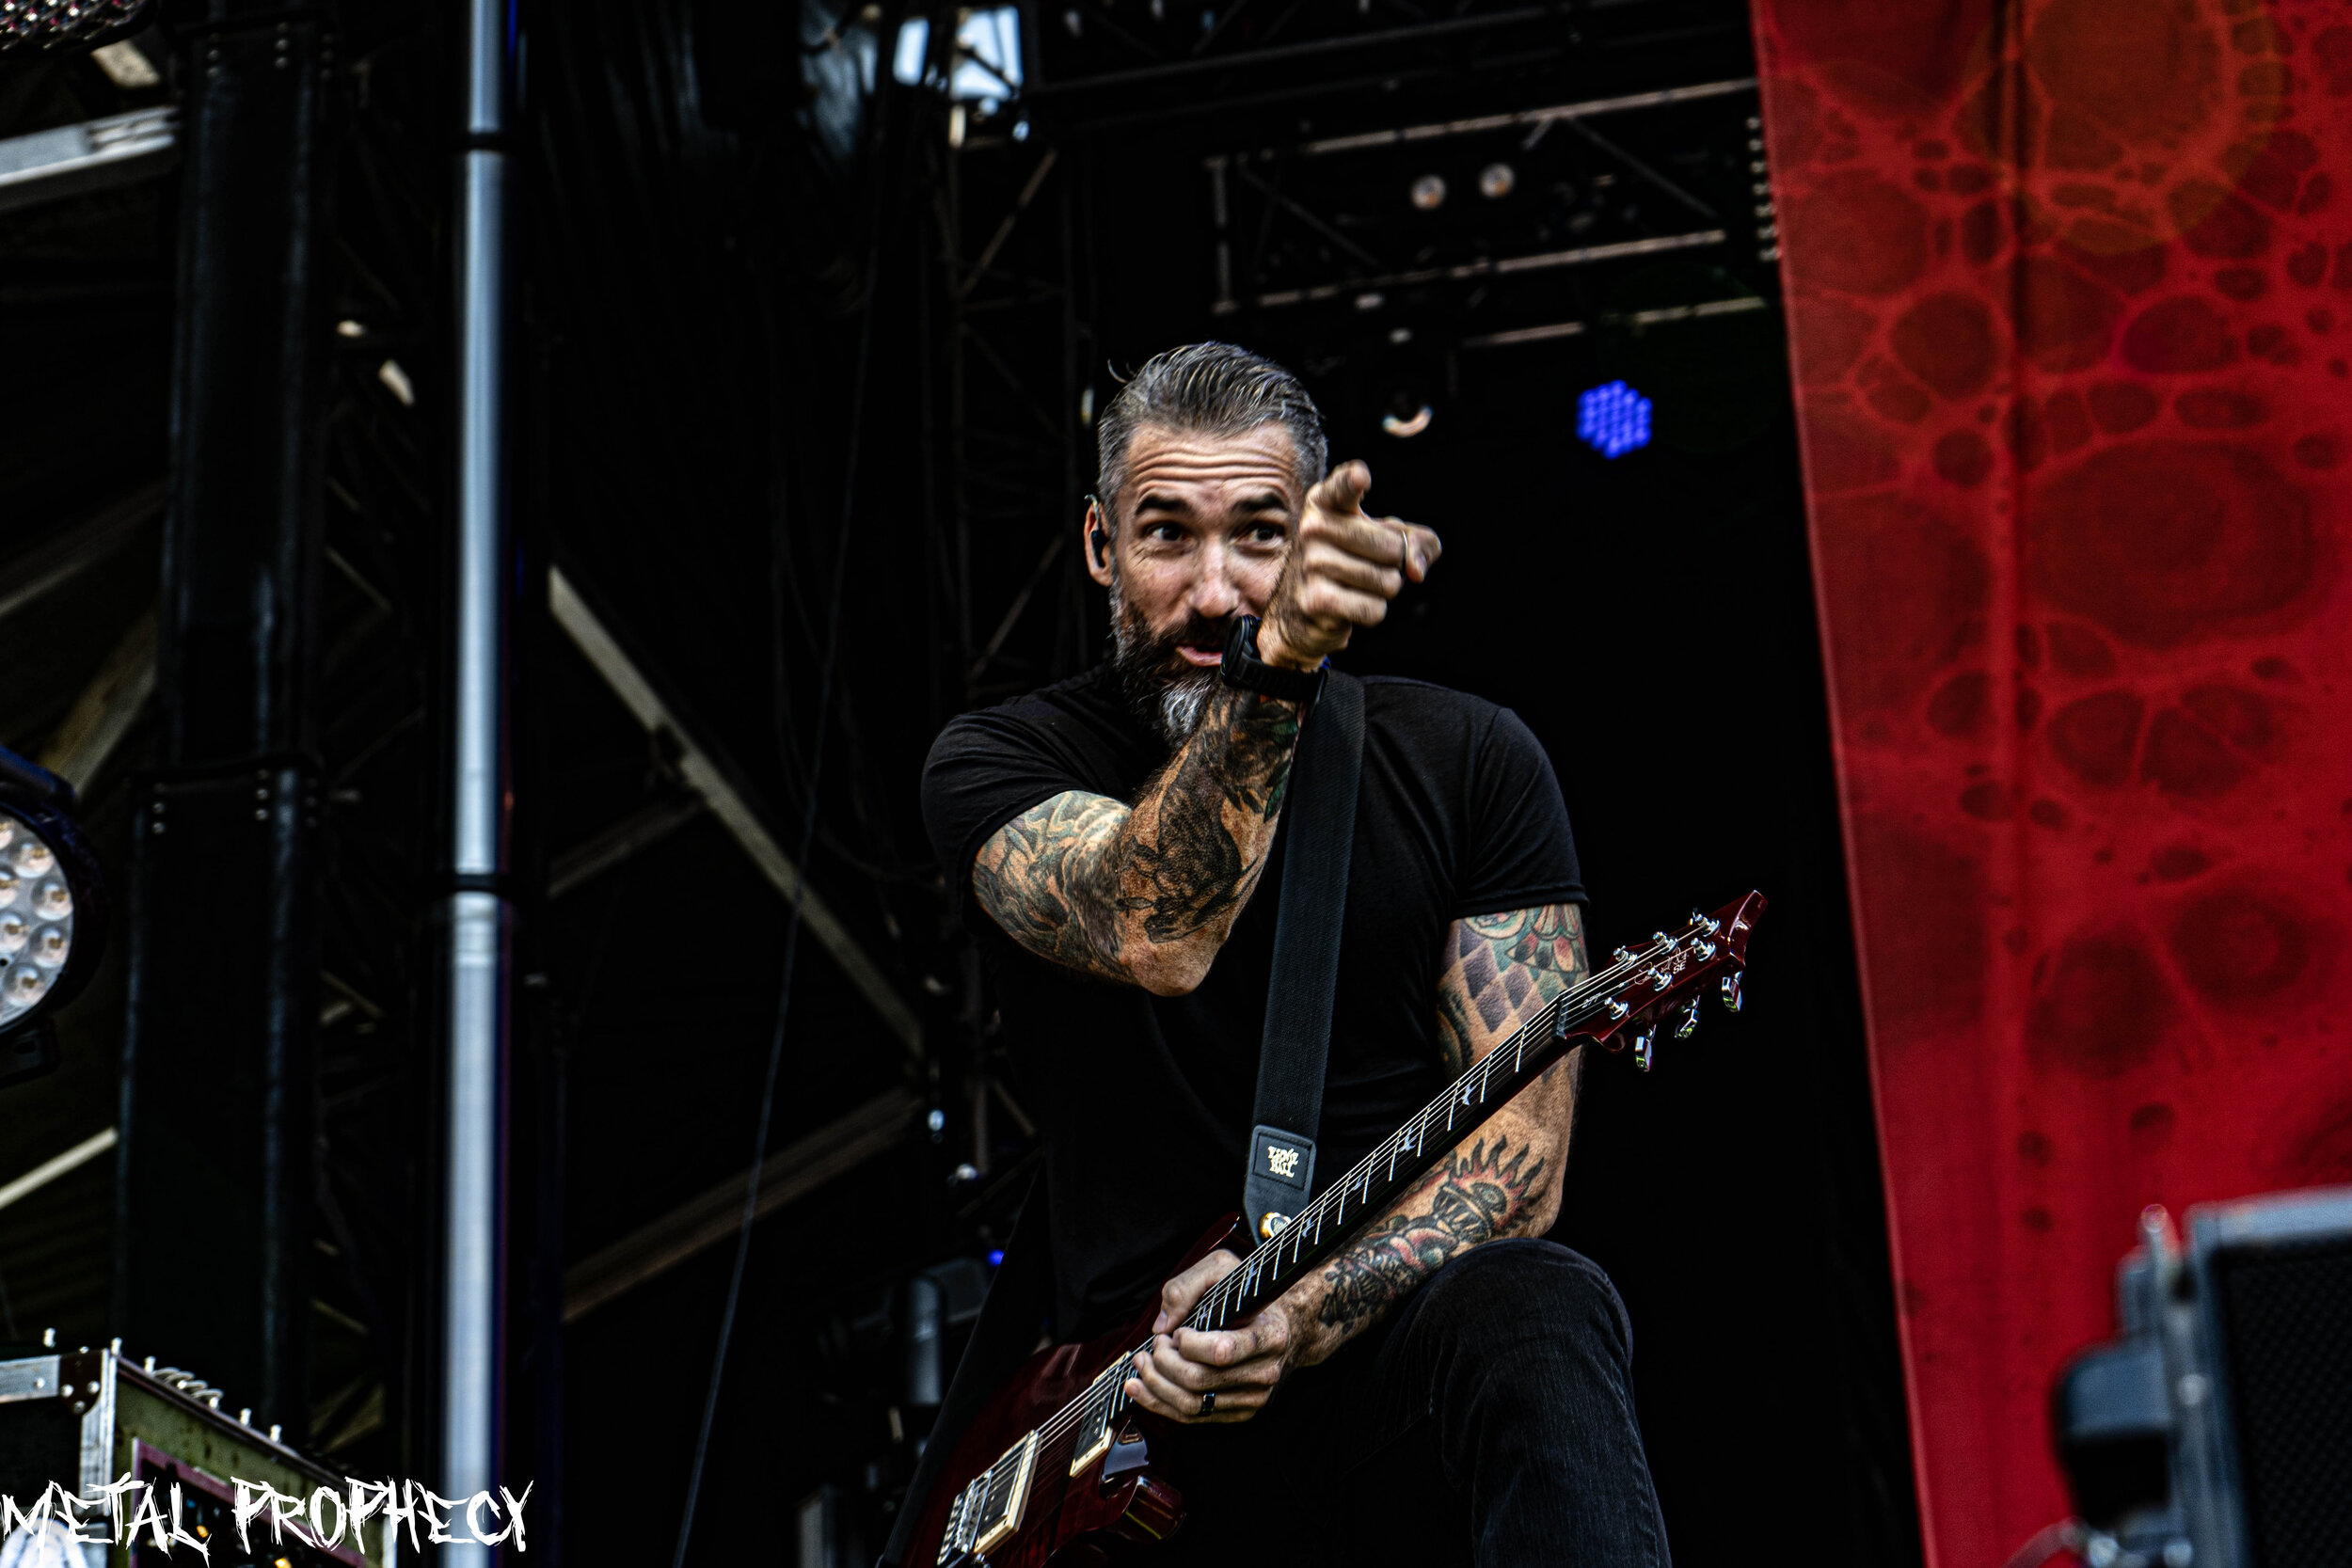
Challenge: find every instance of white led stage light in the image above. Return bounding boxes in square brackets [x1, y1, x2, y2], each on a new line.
[0, 748, 107, 1087]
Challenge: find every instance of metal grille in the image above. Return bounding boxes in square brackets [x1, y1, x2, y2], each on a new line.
[2214, 1236, 2352, 1568]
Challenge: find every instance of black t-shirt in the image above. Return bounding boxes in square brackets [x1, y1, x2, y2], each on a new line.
[921, 664, 1585, 1339]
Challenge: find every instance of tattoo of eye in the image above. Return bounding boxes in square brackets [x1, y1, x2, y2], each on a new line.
[1433, 903, 1589, 1075]
[1315, 1135, 1547, 1334]
[970, 685, 1302, 977]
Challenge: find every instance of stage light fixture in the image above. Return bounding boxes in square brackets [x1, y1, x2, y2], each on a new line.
[1478, 163, 1515, 199]
[1408, 174, 1446, 211]
[1577, 380, 1652, 459]
[0, 0, 148, 54]
[377, 359, 416, 406]
[1381, 404, 1433, 438]
[0, 747, 107, 1089]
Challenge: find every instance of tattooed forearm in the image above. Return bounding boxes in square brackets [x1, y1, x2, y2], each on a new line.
[1314, 1134, 1549, 1335]
[1121, 685, 1298, 941]
[1434, 903, 1590, 1074]
[970, 792, 1133, 981]
[971, 686, 1303, 990]
[1266, 904, 1587, 1363]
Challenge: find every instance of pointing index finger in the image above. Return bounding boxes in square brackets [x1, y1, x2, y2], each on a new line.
[1311, 460, 1371, 517]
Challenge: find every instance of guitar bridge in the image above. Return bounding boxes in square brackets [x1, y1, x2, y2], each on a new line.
[942, 1431, 1041, 1564]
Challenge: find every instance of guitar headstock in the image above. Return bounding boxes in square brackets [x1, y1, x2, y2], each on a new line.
[1564, 891, 1765, 1070]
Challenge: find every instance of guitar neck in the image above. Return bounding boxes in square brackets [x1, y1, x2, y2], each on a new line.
[932, 898, 1755, 1568]
[1184, 889, 1759, 1333]
[1187, 981, 1598, 1333]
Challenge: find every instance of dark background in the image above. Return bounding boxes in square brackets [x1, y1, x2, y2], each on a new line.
[0, 0, 1922, 1560]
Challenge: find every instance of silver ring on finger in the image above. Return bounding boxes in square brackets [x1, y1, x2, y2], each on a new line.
[1200, 1389, 1217, 1417]
[1395, 522, 1411, 569]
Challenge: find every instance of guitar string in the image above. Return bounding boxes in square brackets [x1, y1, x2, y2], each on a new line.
[1176, 923, 1717, 1339]
[985, 919, 1732, 1471]
[1009, 922, 1721, 1465]
[1018, 984, 1585, 1459]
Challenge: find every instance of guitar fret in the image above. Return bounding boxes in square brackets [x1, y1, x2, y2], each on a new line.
[996, 909, 1761, 1536]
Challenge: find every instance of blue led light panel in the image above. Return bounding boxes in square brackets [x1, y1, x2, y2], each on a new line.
[1577, 381, 1653, 459]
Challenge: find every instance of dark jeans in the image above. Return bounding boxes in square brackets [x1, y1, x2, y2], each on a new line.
[1148, 1240, 1670, 1567]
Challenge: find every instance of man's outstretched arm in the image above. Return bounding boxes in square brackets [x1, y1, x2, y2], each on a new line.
[970, 683, 1305, 996]
[970, 460, 1438, 996]
[1124, 902, 1590, 1419]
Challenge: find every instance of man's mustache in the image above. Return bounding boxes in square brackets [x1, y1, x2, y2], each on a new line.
[1133, 612, 1238, 671]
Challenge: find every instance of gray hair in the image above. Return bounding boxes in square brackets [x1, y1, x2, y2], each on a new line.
[1094, 342, 1328, 529]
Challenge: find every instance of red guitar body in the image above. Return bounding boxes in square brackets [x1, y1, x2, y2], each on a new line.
[901, 1217, 1248, 1567]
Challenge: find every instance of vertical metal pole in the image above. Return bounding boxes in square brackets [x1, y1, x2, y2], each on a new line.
[445, 0, 511, 1555]
[120, 0, 330, 1437]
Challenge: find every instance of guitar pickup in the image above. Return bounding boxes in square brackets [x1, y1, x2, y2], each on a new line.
[947, 1430, 1040, 1562]
[1070, 1391, 1114, 1477]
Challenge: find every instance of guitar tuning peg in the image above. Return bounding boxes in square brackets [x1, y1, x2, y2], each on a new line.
[1612, 945, 1635, 965]
[1689, 909, 1720, 934]
[1675, 998, 1702, 1039]
[1721, 973, 1742, 1013]
[1631, 1029, 1656, 1071]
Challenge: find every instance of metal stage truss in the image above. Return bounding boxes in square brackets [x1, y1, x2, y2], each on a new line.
[916, 0, 1776, 685]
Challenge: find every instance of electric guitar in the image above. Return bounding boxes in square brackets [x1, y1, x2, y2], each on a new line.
[907, 892, 1766, 1567]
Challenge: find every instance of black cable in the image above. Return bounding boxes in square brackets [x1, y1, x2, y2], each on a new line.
[667, 77, 904, 1568]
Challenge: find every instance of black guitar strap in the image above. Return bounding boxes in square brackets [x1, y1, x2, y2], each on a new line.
[1243, 670, 1363, 1242]
[878, 673, 1363, 1568]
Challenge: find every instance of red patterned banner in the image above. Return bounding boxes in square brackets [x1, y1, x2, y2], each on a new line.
[1749, 2, 2352, 1561]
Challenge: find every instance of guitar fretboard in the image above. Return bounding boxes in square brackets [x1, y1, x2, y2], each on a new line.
[1193, 977, 1589, 1329]
[1045, 920, 1728, 1455]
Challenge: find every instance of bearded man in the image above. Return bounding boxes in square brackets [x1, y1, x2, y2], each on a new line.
[920, 343, 1669, 1565]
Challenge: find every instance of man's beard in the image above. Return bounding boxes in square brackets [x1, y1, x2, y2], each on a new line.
[1108, 578, 1234, 748]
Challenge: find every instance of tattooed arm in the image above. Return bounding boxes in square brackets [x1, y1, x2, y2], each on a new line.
[969, 683, 1304, 995]
[973, 458, 1441, 994]
[1124, 902, 1591, 1421]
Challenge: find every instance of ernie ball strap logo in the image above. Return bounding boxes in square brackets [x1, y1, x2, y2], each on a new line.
[1248, 1123, 1318, 1241]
